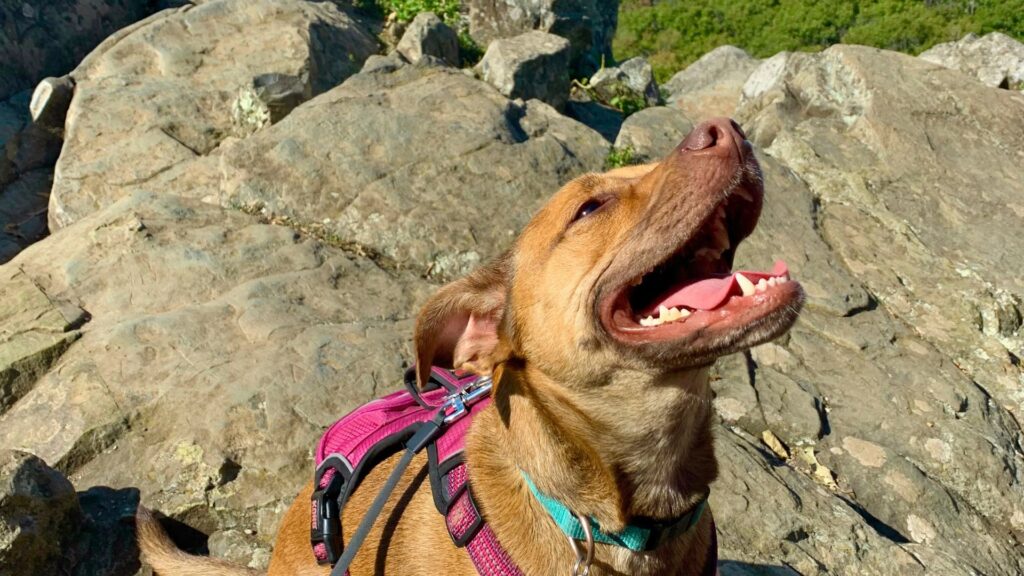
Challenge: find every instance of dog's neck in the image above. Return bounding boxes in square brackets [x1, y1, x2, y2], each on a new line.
[466, 363, 717, 574]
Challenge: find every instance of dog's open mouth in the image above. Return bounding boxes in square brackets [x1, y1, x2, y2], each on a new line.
[600, 181, 803, 353]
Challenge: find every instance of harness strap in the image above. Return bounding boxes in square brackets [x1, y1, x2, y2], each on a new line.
[445, 461, 524, 575]
[329, 411, 445, 576]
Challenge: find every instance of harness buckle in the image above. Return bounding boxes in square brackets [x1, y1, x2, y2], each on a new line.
[442, 376, 493, 424]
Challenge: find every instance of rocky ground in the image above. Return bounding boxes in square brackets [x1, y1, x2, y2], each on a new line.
[1, 2, 1022, 575]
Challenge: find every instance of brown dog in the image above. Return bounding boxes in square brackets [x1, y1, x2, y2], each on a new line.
[137, 117, 803, 576]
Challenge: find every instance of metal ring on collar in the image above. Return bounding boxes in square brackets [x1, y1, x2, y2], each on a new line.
[567, 513, 595, 576]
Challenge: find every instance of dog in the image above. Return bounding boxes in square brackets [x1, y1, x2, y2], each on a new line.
[137, 117, 804, 576]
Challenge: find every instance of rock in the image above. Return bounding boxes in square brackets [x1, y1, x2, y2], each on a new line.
[1, 90, 63, 182]
[207, 65, 606, 275]
[396, 12, 459, 67]
[589, 57, 659, 109]
[565, 100, 623, 142]
[231, 73, 309, 138]
[613, 106, 693, 162]
[920, 32, 1024, 90]
[0, 88, 61, 265]
[663, 45, 761, 121]
[361, 52, 408, 75]
[208, 528, 268, 569]
[0, 0, 154, 101]
[49, 0, 378, 230]
[0, 170, 52, 264]
[0, 93, 29, 187]
[0, 191, 433, 550]
[0, 265, 84, 412]
[715, 44, 1024, 574]
[29, 76, 75, 134]
[0, 450, 81, 575]
[466, 0, 618, 76]
[478, 31, 572, 110]
[69, 487, 142, 576]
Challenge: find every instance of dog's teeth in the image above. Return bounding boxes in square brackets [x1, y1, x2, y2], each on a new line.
[639, 315, 659, 327]
[736, 273, 756, 296]
[781, 274, 790, 282]
[679, 308, 692, 318]
[756, 278, 768, 292]
[767, 277, 778, 287]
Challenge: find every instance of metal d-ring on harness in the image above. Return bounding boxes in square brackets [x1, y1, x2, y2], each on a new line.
[567, 513, 595, 576]
[327, 376, 494, 576]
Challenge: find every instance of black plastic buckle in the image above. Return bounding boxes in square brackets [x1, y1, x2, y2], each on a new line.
[310, 471, 345, 565]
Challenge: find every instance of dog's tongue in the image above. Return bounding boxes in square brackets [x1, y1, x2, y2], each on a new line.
[651, 261, 789, 312]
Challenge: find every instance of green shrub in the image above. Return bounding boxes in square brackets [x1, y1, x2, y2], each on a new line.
[605, 146, 637, 169]
[458, 30, 485, 66]
[572, 78, 650, 118]
[376, 0, 462, 23]
[615, 0, 1024, 82]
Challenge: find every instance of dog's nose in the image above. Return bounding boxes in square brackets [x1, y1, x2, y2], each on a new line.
[678, 117, 748, 155]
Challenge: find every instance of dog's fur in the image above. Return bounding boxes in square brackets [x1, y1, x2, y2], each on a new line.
[138, 118, 803, 576]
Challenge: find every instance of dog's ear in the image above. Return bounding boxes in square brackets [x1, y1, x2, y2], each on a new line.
[414, 254, 512, 388]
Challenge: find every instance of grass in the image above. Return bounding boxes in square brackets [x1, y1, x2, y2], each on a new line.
[614, 0, 1024, 82]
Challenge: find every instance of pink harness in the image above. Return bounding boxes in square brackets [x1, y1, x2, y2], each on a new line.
[310, 367, 719, 576]
[310, 368, 522, 575]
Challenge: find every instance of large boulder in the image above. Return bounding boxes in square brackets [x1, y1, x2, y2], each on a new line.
[0, 450, 81, 575]
[663, 45, 761, 121]
[613, 106, 693, 162]
[588, 56, 659, 109]
[0, 170, 52, 264]
[48, 0, 379, 230]
[478, 31, 573, 111]
[920, 32, 1024, 90]
[197, 64, 606, 278]
[712, 44, 1024, 574]
[396, 11, 460, 67]
[0, 0, 154, 101]
[0, 192, 434, 564]
[0, 87, 63, 264]
[0, 263, 84, 412]
[465, 0, 618, 76]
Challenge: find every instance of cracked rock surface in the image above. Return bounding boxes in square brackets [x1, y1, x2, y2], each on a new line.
[49, 0, 378, 230]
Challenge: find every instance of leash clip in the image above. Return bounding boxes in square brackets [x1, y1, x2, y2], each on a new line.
[442, 376, 493, 424]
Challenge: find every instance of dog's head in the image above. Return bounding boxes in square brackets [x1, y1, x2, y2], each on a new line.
[414, 118, 804, 388]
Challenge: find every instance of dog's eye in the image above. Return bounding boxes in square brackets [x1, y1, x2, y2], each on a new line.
[571, 199, 605, 223]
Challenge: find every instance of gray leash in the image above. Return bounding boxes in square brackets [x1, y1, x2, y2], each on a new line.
[329, 411, 445, 576]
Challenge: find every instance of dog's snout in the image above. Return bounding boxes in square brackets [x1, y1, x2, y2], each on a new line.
[678, 117, 748, 157]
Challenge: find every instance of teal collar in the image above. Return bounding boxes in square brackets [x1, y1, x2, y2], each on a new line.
[521, 472, 708, 552]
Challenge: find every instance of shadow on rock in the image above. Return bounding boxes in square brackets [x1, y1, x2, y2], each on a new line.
[69, 486, 142, 576]
[719, 560, 799, 575]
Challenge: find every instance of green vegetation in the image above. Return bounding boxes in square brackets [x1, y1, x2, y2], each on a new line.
[605, 146, 638, 169]
[572, 78, 651, 118]
[355, 0, 484, 66]
[608, 90, 649, 117]
[615, 0, 1024, 82]
[373, 0, 461, 23]
[457, 30, 485, 66]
